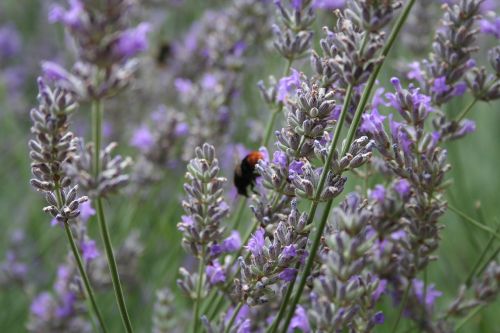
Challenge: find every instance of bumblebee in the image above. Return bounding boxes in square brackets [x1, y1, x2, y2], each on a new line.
[234, 151, 264, 197]
[156, 42, 171, 66]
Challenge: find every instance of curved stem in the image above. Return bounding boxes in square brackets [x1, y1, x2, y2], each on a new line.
[455, 98, 477, 122]
[63, 221, 108, 333]
[96, 198, 134, 333]
[262, 109, 281, 147]
[92, 98, 134, 333]
[466, 222, 500, 286]
[192, 248, 206, 333]
[448, 204, 500, 241]
[224, 302, 243, 333]
[54, 180, 107, 333]
[267, 268, 298, 333]
[455, 304, 485, 331]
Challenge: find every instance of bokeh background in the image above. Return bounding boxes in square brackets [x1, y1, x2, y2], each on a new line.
[1, 0, 499, 332]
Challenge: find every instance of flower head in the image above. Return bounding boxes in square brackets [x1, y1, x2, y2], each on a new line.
[113, 23, 151, 61]
[278, 267, 298, 282]
[277, 69, 301, 102]
[206, 260, 226, 285]
[130, 125, 154, 152]
[247, 228, 265, 256]
[289, 305, 311, 332]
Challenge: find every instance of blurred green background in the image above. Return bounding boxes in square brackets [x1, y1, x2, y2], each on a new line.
[1, 0, 499, 332]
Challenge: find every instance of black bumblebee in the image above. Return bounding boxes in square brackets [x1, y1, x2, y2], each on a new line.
[156, 42, 171, 66]
[234, 151, 264, 197]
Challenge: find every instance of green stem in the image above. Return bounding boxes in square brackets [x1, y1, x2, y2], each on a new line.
[392, 282, 411, 333]
[207, 293, 225, 320]
[454, 304, 485, 331]
[92, 98, 133, 333]
[448, 204, 500, 241]
[223, 302, 243, 333]
[276, 2, 416, 331]
[466, 222, 500, 286]
[91, 99, 102, 180]
[455, 98, 478, 123]
[229, 198, 247, 232]
[96, 198, 134, 333]
[192, 247, 206, 333]
[262, 109, 281, 147]
[266, 256, 300, 333]
[63, 221, 108, 333]
[477, 245, 500, 277]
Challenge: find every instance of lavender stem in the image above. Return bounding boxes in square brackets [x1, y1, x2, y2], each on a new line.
[63, 220, 108, 333]
[223, 302, 243, 333]
[448, 204, 500, 240]
[192, 247, 206, 333]
[92, 98, 134, 333]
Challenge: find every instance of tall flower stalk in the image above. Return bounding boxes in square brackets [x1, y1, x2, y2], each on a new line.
[29, 78, 107, 332]
[272, 1, 416, 331]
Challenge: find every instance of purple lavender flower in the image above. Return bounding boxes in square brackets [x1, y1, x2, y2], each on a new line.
[373, 279, 388, 301]
[480, 17, 500, 39]
[225, 304, 250, 327]
[221, 231, 241, 252]
[174, 122, 189, 137]
[81, 239, 100, 262]
[277, 69, 301, 102]
[130, 125, 154, 152]
[393, 179, 411, 198]
[407, 61, 424, 83]
[112, 23, 151, 61]
[206, 260, 226, 285]
[360, 110, 386, 134]
[201, 73, 218, 90]
[48, 0, 84, 31]
[313, 0, 345, 10]
[413, 279, 443, 311]
[453, 82, 467, 96]
[289, 305, 311, 333]
[30, 293, 53, 320]
[273, 151, 288, 168]
[40, 61, 72, 83]
[55, 292, 76, 318]
[454, 119, 476, 138]
[247, 228, 265, 256]
[174, 78, 193, 94]
[288, 159, 304, 174]
[373, 311, 385, 325]
[79, 201, 95, 222]
[282, 245, 297, 260]
[433, 77, 449, 94]
[0, 24, 21, 61]
[370, 185, 386, 203]
[279, 268, 298, 282]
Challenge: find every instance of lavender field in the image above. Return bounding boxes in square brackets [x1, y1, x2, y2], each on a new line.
[1, 0, 500, 332]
